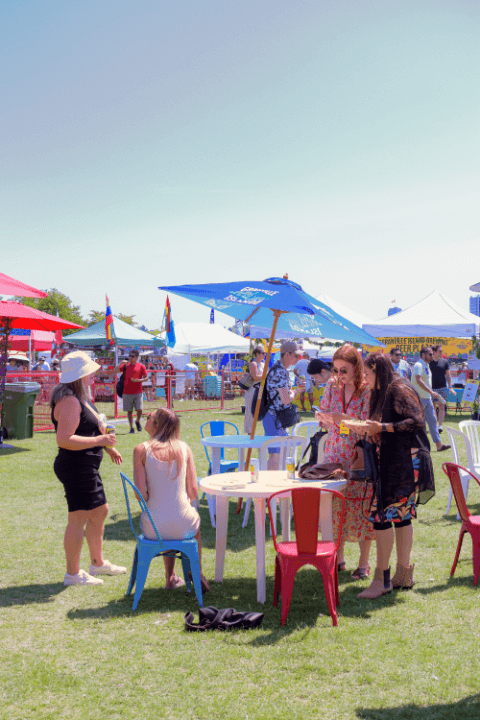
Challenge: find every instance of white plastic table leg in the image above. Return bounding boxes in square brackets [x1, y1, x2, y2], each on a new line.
[214, 496, 229, 582]
[253, 497, 267, 604]
[319, 492, 334, 541]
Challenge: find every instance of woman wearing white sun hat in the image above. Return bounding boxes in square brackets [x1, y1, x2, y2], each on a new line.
[50, 351, 126, 586]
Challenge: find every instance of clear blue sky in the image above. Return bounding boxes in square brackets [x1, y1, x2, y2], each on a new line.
[1, 0, 479, 330]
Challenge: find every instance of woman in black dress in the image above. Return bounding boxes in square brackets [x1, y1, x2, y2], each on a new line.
[51, 351, 125, 586]
[357, 352, 435, 599]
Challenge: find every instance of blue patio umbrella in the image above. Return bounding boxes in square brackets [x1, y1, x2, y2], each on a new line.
[159, 277, 380, 346]
[159, 277, 382, 458]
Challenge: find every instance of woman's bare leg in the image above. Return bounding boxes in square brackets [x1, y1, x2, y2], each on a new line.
[376, 527, 395, 570]
[395, 523, 413, 567]
[85, 504, 109, 567]
[358, 538, 372, 568]
[64, 510, 89, 575]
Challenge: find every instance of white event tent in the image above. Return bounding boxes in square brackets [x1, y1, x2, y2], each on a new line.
[167, 322, 250, 355]
[363, 291, 480, 339]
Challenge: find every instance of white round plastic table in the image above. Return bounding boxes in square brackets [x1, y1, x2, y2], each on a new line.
[200, 434, 279, 475]
[199, 470, 347, 604]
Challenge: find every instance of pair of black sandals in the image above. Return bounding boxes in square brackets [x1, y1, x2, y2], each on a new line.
[185, 606, 264, 632]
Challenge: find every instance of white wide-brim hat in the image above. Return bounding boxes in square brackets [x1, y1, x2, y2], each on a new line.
[60, 351, 100, 383]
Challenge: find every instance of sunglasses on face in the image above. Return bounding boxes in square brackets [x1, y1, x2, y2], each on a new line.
[392, 352, 402, 357]
[332, 367, 349, 375]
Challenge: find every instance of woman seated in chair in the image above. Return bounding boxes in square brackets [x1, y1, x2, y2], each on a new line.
[133, 408, 210, 592]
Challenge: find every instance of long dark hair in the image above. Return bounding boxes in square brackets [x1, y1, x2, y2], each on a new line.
[364, 353, 395, 420]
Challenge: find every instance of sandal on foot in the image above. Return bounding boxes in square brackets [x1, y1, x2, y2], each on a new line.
[351, 565, 371, 580]
[337, 562, 347, 572]
[166, 574, 185, 589]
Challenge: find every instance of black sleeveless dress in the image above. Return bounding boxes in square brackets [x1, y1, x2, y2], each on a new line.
[52, 399, 107, 512]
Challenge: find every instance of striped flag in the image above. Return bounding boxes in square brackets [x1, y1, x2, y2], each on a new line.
[163, 295, 176, 347]
[105, 295, 115, 346]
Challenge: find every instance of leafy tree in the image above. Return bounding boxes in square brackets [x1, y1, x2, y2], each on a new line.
[87, 310, 106, 326]
[117, 314, 138, 326]
[17, 288, 85, 335]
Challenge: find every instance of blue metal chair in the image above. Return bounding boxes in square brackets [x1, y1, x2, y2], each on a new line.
[200, 420, 240, 475]
[120, 472, 203, 609]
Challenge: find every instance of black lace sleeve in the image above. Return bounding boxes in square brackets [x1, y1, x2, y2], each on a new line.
[387, 380, 425, 433]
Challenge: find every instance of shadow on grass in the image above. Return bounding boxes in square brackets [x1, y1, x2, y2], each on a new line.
[104, 500, 257, 553]
[414, 569, 478, 595]
[65, 567, 407, 643]
[356, 694, 480, 719]
[0, 582, 65, 606]
[0, 445, 31, 455]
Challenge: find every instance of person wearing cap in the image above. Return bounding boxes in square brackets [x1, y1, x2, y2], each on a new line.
[35, 356, 51, 371]
[263, 341, 305, 470]
[50, 351, 126, 586]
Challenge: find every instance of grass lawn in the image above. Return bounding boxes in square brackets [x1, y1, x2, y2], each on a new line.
[1, 407, 480, 719]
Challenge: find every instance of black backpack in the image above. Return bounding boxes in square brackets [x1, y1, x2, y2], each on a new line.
[297, 428, 328, 470]
[250, 369, 274, 420]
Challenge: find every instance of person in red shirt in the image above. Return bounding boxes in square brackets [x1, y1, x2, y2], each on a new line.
[113, 350, 148, 433]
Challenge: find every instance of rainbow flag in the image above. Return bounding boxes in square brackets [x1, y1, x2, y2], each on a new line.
[163, 295, 176, 347]
[105, 295, 115, 346]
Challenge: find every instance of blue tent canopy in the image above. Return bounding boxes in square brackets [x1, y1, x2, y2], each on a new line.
[65, 316, 155, 347]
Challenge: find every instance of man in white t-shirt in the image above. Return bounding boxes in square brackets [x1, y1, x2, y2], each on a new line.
[411, 346, 450, 452]
[294, 352, 313, 411]
[184, 361, 198, 400]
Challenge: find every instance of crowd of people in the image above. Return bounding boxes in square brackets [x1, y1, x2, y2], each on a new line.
[44, 340, 469, 601]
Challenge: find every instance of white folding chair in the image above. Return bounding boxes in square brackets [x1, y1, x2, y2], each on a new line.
[291, 421, 319, 441]
[444, 426, 480, 519]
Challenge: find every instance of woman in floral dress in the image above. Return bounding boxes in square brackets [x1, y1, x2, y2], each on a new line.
[316, 345, 374, 579]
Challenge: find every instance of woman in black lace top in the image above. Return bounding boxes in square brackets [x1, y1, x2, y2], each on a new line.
[357, 353, 435, 600]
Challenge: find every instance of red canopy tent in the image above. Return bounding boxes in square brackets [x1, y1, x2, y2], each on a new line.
[8, 330, 55, 352]
[0, 273, 47, 298]
[1, 301, 84, 445]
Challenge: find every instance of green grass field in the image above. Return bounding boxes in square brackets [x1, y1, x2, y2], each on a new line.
[1, 407, 480, 720]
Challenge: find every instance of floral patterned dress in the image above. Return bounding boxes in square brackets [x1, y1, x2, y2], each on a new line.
[320, 379, 375, 543]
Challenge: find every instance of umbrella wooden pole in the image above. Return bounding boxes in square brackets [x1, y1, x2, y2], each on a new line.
[236, 310, 283, 513]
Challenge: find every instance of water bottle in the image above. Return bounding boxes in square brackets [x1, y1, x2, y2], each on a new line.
[250, 458, 259, 483]
[286, 456, 295, 480]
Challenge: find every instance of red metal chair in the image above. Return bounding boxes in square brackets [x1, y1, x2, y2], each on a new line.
[267, 487, 345, 626]
[442, 462, 480, 586]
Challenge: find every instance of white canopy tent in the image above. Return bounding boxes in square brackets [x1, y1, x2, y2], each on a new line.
[363, 291, 480, 338]
[166, 322, 250, 355]
[315, 293, 375, 331]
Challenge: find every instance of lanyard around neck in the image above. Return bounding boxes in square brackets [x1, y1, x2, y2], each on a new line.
[342, 385, 354, 414]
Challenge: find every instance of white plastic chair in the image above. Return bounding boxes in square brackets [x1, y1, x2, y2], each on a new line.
[459, 421, 480, 467]
[444, 426, 480, 519]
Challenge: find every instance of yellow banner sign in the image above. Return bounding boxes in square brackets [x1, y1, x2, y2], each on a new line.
[370, 337, 472, 359]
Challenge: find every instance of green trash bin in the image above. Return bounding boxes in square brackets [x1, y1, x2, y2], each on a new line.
[2, 382, 41, 440]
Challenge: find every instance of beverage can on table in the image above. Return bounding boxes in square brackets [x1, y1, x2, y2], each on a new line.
[286, 456, 295, 479]
[250, 458, 259, 482]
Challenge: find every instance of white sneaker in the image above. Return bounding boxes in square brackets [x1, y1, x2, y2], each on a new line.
[89, 560, 127, 576]
[64, 569, 104, 586]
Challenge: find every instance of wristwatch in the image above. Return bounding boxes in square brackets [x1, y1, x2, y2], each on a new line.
[382, 423, 387, 432]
